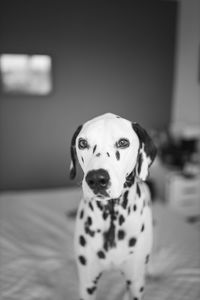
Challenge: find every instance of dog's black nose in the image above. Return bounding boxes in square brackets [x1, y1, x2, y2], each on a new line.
[86, 169, 110, 193]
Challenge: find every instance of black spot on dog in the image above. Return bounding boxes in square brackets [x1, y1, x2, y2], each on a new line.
[124, 170, 135, 188]
[79, 235, 86, 247]
[136, 184, 141, 197]
[96, 153, 101, 157]
[122, 191, 129, 209]
[79, 255, 87, 265]
[129, 237, 137, 247]
[107, 152, 110, 157]
[85, 227, 95, 237]
[115, 150, 120, 161]
[103, 199, 118, 251]
[128, 206, 131, 215]
[103, 210, 108, 220]
[119, 215, 125, 226]
[89, 202, 94, 211]
[113, 213, 118, 221]
[133, 204, 137, 211]
[87, 286, 96, 295]
[93, 273, 102, 285]
[118, 229, 125, 240]
[80, 210, 84, 219]
[84, 217, 95, 237]
[97, 250, 106, 259]
[97, 229, 101, 233]
[141, 223, 145, 232]
[145, 254, 150, 264]
[96, 201, 103, 211]
[81, 157, 84, 163]
[93, 145, 97, 154]
[140, 287, 144, 293]
[126, 280, 132, 288]
[103, 223, 115, 251]
[87, 216, 92, 225]
[134, 298, 138, 300]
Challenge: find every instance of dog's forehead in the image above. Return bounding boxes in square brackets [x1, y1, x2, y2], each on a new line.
[79, 113, 135, 141]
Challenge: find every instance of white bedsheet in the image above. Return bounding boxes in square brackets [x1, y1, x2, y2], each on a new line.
[0, 188, 199, 300]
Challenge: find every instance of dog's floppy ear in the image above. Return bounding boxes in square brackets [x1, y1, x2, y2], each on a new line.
[132, 122, 157, 181]
[69, 125, 82, 179]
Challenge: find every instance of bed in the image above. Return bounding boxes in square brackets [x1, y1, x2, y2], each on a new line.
[0, 188, 199, 300]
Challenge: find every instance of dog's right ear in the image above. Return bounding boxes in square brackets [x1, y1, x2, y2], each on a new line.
[69, 125, 82, 180]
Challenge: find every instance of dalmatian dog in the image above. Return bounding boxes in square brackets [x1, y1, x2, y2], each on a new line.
[70, 113, 157, 300]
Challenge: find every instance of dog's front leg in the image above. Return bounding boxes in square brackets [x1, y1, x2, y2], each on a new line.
[76, 257, 102, 300]
[74, 201, 103, 300]
[121, 214, 152, 300]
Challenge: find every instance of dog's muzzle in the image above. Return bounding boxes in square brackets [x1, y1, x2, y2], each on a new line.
[85, 169, 110, 196]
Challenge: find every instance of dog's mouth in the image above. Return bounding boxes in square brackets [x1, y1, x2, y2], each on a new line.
[94, 193, 110, 201]
[89, 186, 110, 200]
[94, 192, 122, 202]
[96, 194, 105, 199]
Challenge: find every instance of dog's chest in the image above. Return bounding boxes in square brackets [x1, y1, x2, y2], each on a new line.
[75, 183, 152, 267]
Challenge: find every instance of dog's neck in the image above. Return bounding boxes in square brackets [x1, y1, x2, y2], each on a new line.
[84, 176, 139, 251]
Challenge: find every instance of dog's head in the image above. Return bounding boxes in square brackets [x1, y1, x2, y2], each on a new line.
[70, 113, 156, 201]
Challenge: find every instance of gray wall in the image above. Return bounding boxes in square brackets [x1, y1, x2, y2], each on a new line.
[0, 1, 177, 190]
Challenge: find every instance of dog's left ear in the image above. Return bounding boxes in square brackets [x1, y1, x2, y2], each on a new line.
[132, 122, 157, 181]
[69, 125, 82, 180]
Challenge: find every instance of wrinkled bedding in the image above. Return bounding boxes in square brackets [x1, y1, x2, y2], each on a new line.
[0, 188, 200, 300]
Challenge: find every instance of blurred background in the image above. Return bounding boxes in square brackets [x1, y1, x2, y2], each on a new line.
[0, 0, 199, 192]
[0, 0, 200, 299]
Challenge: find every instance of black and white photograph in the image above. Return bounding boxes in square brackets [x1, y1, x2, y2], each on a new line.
[0, 1, 200, 300]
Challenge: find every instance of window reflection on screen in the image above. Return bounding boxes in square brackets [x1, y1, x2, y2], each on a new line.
[0, 54, 52, 95]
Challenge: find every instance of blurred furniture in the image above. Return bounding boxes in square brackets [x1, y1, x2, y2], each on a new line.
[166, 172, 200, 217]
[150, 124, 200, 218]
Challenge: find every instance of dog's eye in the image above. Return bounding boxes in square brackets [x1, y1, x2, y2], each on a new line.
[78, 138, 89, 150]
[116, 138, 130, 149]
